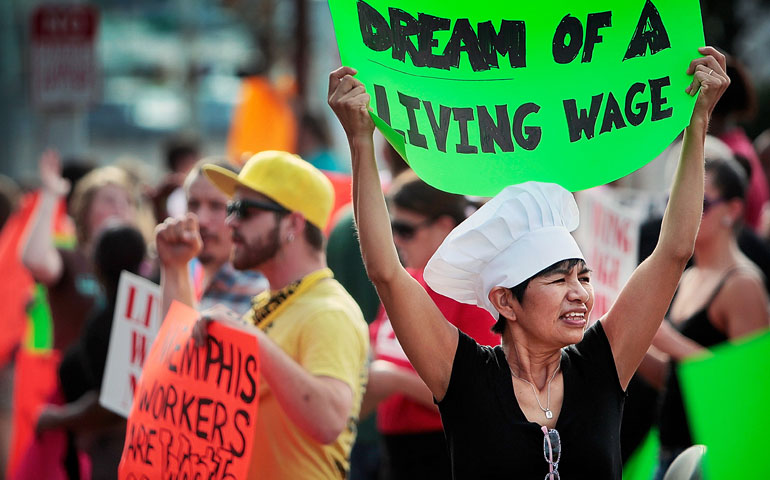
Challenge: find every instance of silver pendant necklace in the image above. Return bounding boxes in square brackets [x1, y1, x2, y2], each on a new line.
[511, 361, 561, 420]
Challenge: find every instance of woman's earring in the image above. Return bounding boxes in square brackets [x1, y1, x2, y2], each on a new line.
[721, 216, 732, 228]
[287, 232, 295, 242]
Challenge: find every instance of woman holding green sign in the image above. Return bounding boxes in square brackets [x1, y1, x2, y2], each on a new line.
[329, 47, 728, 479]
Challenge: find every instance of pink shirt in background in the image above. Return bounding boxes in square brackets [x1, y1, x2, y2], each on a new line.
[720, 127, 769, 230]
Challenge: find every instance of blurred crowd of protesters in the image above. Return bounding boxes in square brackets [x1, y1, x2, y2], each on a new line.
[0, 50, 767, 480]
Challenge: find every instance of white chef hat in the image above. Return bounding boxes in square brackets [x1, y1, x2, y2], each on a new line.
[424, 181, 584, 318]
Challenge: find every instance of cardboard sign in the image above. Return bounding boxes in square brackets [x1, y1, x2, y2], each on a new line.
[678, 329, 770, 479]
[574, 187, 647, 320]
[328, 0, 704, 194]
[100, 271, 162, 417]
[118, 301, 260, 480]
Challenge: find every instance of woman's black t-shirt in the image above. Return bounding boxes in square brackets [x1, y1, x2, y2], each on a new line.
[438, 321, 625, 479]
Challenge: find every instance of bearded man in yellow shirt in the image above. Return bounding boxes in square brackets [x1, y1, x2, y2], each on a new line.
[156, 151, 369, 479]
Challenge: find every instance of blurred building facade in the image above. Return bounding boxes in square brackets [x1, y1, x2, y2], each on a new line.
[0, 0, 768, 181]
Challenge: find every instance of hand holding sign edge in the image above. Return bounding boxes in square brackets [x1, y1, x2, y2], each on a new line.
[328, 67, 375, 143]
[686, 47, 729, 122]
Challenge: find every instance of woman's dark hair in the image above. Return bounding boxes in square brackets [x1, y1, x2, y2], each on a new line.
[491, 258, 585, 335]
[705, 155, 748, 202]
[389, 171, 469, 226]
[93, 224, 146, 300]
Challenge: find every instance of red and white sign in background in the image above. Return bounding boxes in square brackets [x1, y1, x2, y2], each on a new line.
[30, 4, 99, 108]
[575, 187, 649, 322]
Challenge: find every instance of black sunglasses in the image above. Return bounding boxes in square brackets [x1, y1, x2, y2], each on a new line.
[390, 218, 435, 240]
[542, 426, 561, 479]
[226, 198, 289, 219]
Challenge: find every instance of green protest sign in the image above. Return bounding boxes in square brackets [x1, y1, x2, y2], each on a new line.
[328, 0, 704, 194]
[678, 330, 770, 479]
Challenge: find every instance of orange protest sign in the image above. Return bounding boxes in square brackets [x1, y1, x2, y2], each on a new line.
[118, 301, 260, 480]
[0, 193, 37, 367]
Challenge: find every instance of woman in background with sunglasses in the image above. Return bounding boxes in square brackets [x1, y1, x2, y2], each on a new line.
[363, 171, 499, 479]
[329, 47, 728, 479]
[642, 152, 770, 479]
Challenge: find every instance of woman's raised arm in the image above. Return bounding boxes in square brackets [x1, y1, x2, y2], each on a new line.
[21, 150, 68, 285]
[328, 67, 458, 399]
[602, 47, 730, 390]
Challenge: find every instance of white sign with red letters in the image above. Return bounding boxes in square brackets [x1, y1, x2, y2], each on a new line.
[575, 187, 648, 322]
[100, 271, 161, 417]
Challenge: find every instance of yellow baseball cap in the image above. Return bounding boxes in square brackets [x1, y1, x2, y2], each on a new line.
[202, 150, 335, 230]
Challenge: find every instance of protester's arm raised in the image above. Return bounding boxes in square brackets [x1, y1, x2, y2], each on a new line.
[328, 67, 458, 401]
[155, 213, 202, 318]
[602, 47, 730, 390]
[21, 150, 67, 285]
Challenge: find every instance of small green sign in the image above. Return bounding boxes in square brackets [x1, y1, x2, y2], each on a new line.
[329, 0, 704, 194]
[679, 330, 770, 479]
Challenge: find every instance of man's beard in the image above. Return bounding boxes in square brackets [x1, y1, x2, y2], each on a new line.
[231, 222, 281, 270]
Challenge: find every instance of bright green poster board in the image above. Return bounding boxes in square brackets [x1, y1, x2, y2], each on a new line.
[622, 428, 660, 480]
[678, 329, 770, 479]
[24, 284, 54, 352]
[328, 0, 704, 194]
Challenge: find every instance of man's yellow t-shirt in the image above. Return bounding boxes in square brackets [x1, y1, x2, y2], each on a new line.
[246, 272, 369, 479]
